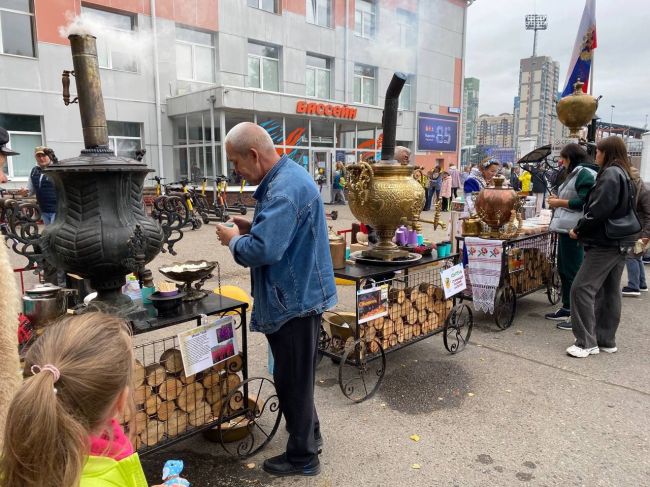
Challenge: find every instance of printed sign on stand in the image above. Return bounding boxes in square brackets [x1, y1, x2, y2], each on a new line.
[177, 316, 239, 376]
[440, 264, 467, 299]
[357, 285, 389, 324]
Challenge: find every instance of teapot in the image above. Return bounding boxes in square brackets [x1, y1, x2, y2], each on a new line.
[23, 284, 75, 328]
[328, 227, 346, 270]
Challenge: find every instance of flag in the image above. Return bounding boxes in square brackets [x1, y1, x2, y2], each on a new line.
[561, 0, 597, 97]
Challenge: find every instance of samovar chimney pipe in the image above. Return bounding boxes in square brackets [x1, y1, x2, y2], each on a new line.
[380, 72, 407, 162]
[68, 34, 109, 150]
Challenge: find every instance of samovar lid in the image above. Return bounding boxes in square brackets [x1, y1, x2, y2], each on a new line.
[26, 283, 62, 296]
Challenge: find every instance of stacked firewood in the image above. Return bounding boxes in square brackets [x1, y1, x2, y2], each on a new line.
[355, 284, 453, 354]
[121, 349, 244, 449]
[507, 248, 552, 294]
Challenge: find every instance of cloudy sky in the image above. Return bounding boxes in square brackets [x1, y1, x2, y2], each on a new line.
[466, 0, 649, 129]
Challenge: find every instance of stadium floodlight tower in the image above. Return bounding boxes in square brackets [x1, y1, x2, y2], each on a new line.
[525, 14, 547, 57]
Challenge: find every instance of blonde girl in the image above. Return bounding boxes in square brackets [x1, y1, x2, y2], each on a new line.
[0, 313, 165, 487]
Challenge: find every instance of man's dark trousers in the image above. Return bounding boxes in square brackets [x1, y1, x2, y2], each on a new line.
[266, 314, 321, 465]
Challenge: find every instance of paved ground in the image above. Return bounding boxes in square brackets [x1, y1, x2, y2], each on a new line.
[9, 205, 650, 486]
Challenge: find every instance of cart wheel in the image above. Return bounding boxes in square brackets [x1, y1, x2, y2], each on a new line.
[546, 267, 562, 305]
[443, 303, 473, 353]
[494, 285, 516, 330]
[331, 210, 338, 220]
[338, 337, 385, 403]
[214, 377, 281, 458]
[239, 206, 247, 215]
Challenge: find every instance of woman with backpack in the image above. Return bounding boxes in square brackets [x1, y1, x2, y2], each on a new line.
[545, 144, 598, 327]
[566, 137, 641, 358]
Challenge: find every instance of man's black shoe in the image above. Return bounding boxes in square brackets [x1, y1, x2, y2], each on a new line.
[262, 453, 321, 477]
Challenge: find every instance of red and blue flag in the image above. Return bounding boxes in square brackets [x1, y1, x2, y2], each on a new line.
[561, 0, 597, 97]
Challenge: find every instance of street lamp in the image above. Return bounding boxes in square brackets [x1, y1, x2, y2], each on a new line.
[610, 105, 615, 135]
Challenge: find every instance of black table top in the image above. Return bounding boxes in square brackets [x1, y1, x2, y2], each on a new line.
[334, 253, 458, 282]
[131, 293, 248, 335]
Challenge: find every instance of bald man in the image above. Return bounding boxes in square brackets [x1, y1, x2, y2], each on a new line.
[216, 122, 336, 477]
[395, 145, 411, 165]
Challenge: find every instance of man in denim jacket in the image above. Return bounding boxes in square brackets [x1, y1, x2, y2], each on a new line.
[216, 122, 337, 477]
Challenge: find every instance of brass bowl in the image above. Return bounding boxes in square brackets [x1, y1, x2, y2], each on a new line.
[159, 260, 217, 283]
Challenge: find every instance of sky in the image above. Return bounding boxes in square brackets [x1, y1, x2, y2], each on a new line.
[466, 0, 650, 129]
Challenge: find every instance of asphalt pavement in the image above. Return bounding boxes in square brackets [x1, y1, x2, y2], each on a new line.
[8, 204, 649, 486]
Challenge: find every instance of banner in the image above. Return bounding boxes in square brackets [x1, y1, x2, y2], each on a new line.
[561, 0, 597, 97]
[417, 113, 458, 152]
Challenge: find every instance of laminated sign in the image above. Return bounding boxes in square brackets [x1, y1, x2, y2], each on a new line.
[357, 284, 389, 324]
[440, 264, 467, 299]
[177, 316, 239, 376]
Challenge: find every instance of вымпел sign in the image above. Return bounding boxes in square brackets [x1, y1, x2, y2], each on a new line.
[296, 101, 357, 119]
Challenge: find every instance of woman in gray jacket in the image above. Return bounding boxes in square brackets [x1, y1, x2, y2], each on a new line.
[546, 144, 598, 327]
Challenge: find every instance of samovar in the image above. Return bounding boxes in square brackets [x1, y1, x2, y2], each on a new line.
[556, 80, 598, 137]
[473, 176, 522, 238]
[346, 73, 425, 261]
[40, 34, 164, 315]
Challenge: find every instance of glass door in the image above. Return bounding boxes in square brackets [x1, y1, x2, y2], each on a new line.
[311, 149, 333, 202]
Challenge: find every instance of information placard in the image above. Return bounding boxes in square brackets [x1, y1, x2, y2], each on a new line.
[177, 316, 239, 376]
[357, 285, 389, 324]
[440, 264, 467, 299]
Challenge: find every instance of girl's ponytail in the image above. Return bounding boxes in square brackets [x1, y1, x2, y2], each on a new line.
[1, 313, 133, 487]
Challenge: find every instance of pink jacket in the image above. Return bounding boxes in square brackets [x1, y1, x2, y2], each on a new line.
[441, 175, 452, 198]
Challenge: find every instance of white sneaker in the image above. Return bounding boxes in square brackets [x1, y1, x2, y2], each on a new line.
[599, 346, 618, 353]
[566, 344, 599, 358]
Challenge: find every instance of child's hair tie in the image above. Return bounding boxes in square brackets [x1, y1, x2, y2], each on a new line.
[31, 364, 61, 383]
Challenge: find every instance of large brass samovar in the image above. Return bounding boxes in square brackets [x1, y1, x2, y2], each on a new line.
[346, 73, 425, 261]
[556, 80, 598, 137]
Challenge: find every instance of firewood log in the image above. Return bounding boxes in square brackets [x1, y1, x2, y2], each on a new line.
[226, 353, 244, 373]
[419, 283, 435, 297]
[405, 287, 420, 302]
[133, 360, 145, 387]
[134, 385, 152, 406]
[134, 411, 147, 435]
[176, 382, 205, 413]
[388, 333, 398, 347]
[433, 287, 444, 301]
[159, 349, 184, 374]
[220, 373, 241, 397]
[140, 419, 165, 446]
[406, 305, 418, 325]
[201, 370, 221, 389]
[418, 308, 428, 324]
[367, 339, 380, 354]
[188, 401, 212, 427]
[145, 364, 166, 387]
[145, 394, 162, 415]
[404, 325, 413, 341]
[388, 303, 401, 321]
[364, 325, 376, 342]
[165, 410, 189, 438]
[412, 323, 422, 336]
[389, 288, 405, 304]
[178, 370, 196, 384]
[399, 301, 409, 317]
[158, 378, 183, 401]
[210, 397, 223, 418]
[156, 400, 176, 421]
[373, 318, 385, 332]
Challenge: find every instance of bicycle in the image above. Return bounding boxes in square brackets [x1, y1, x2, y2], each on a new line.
[166, 178, 203, 230]
[211, 176, 231, 223]
[231, 178, 248, 215]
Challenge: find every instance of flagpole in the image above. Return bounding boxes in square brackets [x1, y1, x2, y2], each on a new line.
[589, 52, 594, 95]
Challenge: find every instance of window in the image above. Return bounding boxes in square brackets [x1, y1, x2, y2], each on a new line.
[81, 6, 137, 72]
[0, 113, 42, 178]
[176, 26, 215, 83]
[396, 9, 416, 48]
[247, 42, 280, 92]
[0, 0, 35, 57]
[353, 64, 376, 105]
[247, 0, 279, 14]
[306, 0, 332, 28]
[306, 54, 331, 99]
[355, 0, 375, 39]
[399, 78, 412, 110]
[107, 121, 142, 159]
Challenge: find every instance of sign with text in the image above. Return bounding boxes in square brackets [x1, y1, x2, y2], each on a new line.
[440, 264, 467, 299]
[296, 101, 357, 119]
[357, 284, 389, 324]
[177, 316, 239, 376]
[417, 112, 459, 152]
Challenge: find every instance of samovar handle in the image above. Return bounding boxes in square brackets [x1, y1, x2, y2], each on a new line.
[62, 70, 78, 106]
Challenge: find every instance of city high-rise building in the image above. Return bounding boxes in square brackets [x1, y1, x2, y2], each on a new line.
[476, 113, 514, 148]
[0, 0, 471, 191]
[515, 56, 560, 149]
[462, 77, 480, 147]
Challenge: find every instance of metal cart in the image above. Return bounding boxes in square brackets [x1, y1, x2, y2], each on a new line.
[455, 232, 561, 330]
[129, 293, 280, 459]
[319, 254, 473, 403]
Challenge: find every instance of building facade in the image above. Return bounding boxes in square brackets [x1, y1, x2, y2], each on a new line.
[461, 76, 479, 147]
[475, 112, 514, 148]
[515, 55, 560, 149]
[0, 0, 469, 191]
